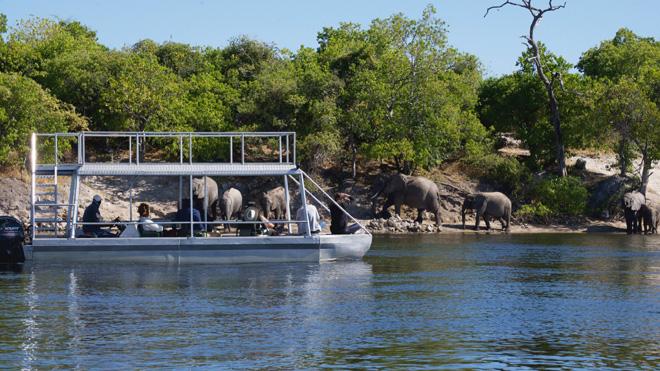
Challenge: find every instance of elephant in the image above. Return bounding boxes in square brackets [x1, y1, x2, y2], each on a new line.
[462, 192, 511, 231]
[622, 191, 645, 234]
[192, 176, 218, 221]
[261, 186, 287, 220]
[370, 173, 442, 226]
[220, 187, 243, 221]
[640, 203, 660, 234]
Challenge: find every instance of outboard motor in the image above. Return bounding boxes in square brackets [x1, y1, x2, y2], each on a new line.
[0, 216, 26, 263]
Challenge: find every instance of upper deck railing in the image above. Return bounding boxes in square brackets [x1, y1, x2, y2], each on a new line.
[32, 131, 297, 169]
[31, 131, 298, 177]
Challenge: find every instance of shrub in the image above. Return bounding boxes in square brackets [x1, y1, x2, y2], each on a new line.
[517, 203, 552, 224]
[528, 175, 588, 216]
[462, 153, 531, 195]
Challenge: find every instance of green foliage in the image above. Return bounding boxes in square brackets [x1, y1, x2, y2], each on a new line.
[0, 72, 87, 166]
[527, 175, 588, 216]
[478, 49, 593, 171]
[0, 14, 6, 43]
[462, 153, 531, 196]
[517, 203, 552, 224]
[319, 5, 488, 172]
[580, 29, 660, 192]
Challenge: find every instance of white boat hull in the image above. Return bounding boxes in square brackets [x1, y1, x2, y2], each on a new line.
[23, 234, 372, 264]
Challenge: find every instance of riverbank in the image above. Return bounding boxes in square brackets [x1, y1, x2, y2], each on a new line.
[0, 152, 656, 235]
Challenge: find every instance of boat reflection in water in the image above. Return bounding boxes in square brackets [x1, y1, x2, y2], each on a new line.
[2, 260, 375, 370]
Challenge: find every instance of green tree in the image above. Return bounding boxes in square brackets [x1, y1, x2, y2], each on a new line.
[478, 45, 593, 170]
[317, 22, 385, 177]
[99, 52, 184, 159]
[486, 0, 574, 177]
[0, 13, 7, 43]
[0, 72, 87, 169]
[578, 28, 660, 196]
[321, 5, 488, 174]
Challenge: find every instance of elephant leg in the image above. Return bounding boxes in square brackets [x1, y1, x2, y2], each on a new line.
[415, 209, 424, 224]
[394, 202, 402, 217]
[381, 196, 395, 218]
[211, 200, 218, 221]
[474, 213, 481, 231]
[625, 209, 633, 234]
[483, 215, 491, 230]
[435, 209, 442, 227]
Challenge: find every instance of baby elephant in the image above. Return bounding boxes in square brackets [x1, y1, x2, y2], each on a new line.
[640, 203, 660, 234]
[462, 192, 511, 231]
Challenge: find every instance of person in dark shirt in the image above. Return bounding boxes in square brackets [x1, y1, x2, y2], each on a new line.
[175, 198, 205, 233]
[329, 192, 361, 234]
[82, 195, 118, 237]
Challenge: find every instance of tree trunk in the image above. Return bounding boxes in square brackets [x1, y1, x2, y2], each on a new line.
[487, 1, 569, 177]
[639, 139, 650, 197]
[618, 139, 627, 177]
[530, 42, 566, 177]
[550, 98, 567, 177]
[350, 135, 357, 179]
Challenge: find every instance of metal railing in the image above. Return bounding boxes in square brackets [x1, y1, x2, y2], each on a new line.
[32, 131, 297, 167]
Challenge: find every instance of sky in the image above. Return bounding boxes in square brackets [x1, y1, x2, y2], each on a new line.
[2, 0, 660, 77]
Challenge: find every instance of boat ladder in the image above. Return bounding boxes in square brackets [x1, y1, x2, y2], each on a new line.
[32, 167, 79, 238]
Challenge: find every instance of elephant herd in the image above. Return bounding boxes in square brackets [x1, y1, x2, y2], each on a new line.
[194, 174, 658, 235]
[190, 177, 288, 228]
[370, 173, 511, 231]
[622, 191, 660, 234]
[371, 174, 659, 235]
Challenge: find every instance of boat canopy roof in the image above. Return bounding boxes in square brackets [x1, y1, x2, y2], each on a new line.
[32, 131, 299, 177]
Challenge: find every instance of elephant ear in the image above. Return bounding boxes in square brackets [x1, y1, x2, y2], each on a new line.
[385, 174, 407, 193]
[475, 193, 488, 204]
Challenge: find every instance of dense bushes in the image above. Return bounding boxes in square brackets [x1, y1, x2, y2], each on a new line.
[517, 175, 589, 223]
[462, 153, 531, 196]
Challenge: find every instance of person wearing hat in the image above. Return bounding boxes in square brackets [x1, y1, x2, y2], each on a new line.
[82, 195, 118, 237]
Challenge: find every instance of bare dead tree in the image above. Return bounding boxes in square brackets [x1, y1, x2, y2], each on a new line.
[485, 0, 569, 177]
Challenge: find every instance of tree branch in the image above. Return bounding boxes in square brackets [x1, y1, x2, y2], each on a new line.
[552, 72, 587, 97]
[485, 1, 566, 18]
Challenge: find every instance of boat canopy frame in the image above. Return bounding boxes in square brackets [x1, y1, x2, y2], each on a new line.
[30, 131, 369, 240]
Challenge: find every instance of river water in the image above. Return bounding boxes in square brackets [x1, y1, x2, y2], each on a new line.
[2, 233, 660, 370]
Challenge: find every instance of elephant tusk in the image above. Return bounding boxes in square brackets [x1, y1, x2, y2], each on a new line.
[370, 192, 381, 200]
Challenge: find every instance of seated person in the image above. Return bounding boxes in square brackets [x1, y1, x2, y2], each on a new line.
[82, 195, 118, 238]
[240, 203, 276, 236]
[296, 197, 326, 234]
[137, 203, 163, 234]
[175, 198, 205, 234]
[329, 192, 361, 235]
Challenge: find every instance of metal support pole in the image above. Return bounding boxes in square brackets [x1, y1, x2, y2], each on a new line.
[298, 173, 310, 236]
[284, 175, 291, 233]
[189, 175, 194, 237]
[30, 133, 36, 241]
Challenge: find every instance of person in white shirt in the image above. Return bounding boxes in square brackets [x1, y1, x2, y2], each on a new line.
[296, 198, 325, 234]
[138, 203, 163, 233]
